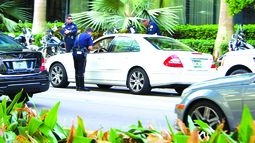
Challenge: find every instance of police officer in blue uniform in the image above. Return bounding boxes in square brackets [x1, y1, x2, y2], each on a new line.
[73, 28, 93, 91]
[61, 14, 78, 52]
[142, 19, 161, 35]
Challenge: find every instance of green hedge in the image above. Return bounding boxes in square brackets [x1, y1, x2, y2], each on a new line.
[169, 24, 255, 40]
[171, 25, 218, 39]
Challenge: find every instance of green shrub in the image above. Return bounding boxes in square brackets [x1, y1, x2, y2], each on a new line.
[179, 39, 255, 55]
[171, 25, 218, 40]
[163, 24, 255, 40]
[179, 39, 215, 54]
[1, 90, 255, 142]
[33, 34, 44, 46]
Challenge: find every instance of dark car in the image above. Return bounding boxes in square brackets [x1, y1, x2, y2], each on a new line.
[0, 33, 49, 102]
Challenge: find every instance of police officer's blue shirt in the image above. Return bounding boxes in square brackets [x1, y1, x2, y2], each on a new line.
[147, 21, 161, 35]
[61, 22, 78, 41]
[74, 32, 93, 52]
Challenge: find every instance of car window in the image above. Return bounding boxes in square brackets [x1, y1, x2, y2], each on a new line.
[93, 37, 114, 53]
[110, 36, 140, 52]
[0, 34, 26, 52]
[144, 37, 194, 51]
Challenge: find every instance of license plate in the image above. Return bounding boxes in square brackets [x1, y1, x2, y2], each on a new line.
[192, 59, 202, 68]
[13, 61, 27, 70]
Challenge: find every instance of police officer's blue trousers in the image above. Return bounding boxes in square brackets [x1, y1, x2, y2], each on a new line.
[73, 54, 86, 89]
[65, 38, 75, 53]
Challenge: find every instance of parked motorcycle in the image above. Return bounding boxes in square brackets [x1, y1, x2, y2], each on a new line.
[38, 20, 65, 58]
[228, 24, 254, 51]
[15, 20, 39, 51]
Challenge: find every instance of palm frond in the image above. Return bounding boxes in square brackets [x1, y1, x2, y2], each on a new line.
[72, 0, 181, 35]
[0, 0, 31, 21]
[91, 0, 124, 13]
[145, 6, 182, 34]
[0, 1, 16, 12]
[72, 11, 121, 31]
[0, 1, 31, 32]
[0, 14, 17, 32]
[5, 8, 31, 21]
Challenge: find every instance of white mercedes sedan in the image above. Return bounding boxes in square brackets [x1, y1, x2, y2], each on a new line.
[45, 34, 217, 94]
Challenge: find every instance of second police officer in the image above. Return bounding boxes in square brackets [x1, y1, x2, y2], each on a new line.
[142, 19, 161, 35]
[61, 14, 78, 52]
[72, 28, 93, 91]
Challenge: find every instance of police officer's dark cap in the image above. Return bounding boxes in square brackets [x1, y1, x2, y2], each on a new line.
[86, 28, 93, 32]
[66, 14, 72, 19]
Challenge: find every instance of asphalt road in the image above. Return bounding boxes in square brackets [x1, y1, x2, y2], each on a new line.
[25, 84, 181, 131]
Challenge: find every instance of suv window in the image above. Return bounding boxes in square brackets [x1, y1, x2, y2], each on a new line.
[0, 34, 26, 52]
[110, 36, 140, 52]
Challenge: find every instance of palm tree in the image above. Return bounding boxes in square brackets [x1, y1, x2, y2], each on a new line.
[31, 0, 47, 34]
[0, 0, 31, 32]
[213, 0, 234, 59]
[72, 0, 181, 35]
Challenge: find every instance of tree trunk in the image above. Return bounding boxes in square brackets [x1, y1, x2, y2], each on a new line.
[213, 0, 233, 60]
[32, 0, 47, 34]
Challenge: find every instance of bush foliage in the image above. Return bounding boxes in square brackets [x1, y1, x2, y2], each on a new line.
[1, 90, 255, 143]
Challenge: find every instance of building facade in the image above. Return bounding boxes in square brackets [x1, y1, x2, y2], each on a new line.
[23, 0, 255, 25]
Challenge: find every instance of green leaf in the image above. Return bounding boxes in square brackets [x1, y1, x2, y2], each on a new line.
[28, 96, 39, 115]
[209, 123, 224, 143]
[222, 132, 237, 143]
[72, 136, 94, 143]
[28, 117, 43, 135]
[109, 128, 122, 143]
[39, 108, 49, 117]
[53, 123, 68, 140]
[137, 120, 143, 128]
[8, 122, 18, 131]
[0, 136, 4, 143]
[165, 116, 175, 139]
[115, 129, 146, 142]
[174, 134, 189, 143]
[6, 89, 23, 114]
[99, 130, 103, 140]
[44, 101, 60, 130]
[216, 134, 230, 143]
[187, 116, 196, 132]
[17, 126, 29, 138]
[1, 98, 7, 115]
[238, 105, 254, 143]
[39, 124, 58, 143]
[194, 120, 214, 135]
[32, 132, 49, 143]
[76, 116, 87, 137]
[4, 131, 17, 142]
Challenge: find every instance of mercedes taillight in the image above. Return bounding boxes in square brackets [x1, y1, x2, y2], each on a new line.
[164, 55, 183, 68]
[40, 57, 46, 71]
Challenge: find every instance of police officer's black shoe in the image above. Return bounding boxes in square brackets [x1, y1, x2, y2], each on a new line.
[77, 87, 90, 91]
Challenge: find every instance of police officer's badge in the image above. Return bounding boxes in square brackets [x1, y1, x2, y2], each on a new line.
[149, 25, 154, 31]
